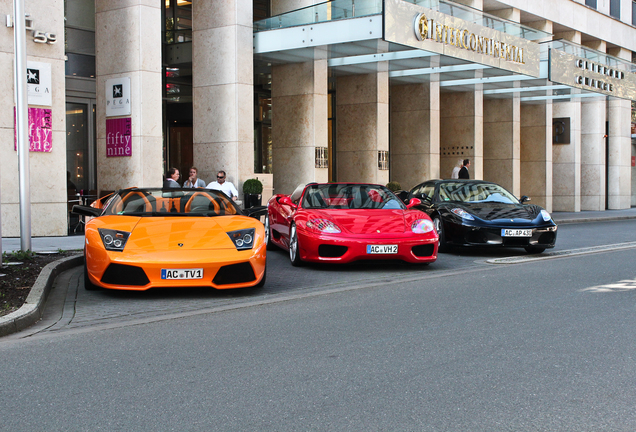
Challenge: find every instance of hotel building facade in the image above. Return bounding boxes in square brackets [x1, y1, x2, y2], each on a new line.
[1, 0, 635, 237]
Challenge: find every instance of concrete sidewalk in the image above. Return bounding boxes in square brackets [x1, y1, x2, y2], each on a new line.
[2, 235, 84, 253]
[1, 207, 635, 253]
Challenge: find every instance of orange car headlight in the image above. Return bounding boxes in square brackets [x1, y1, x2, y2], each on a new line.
[227, 228, 255, 251]
[98, 228, 131, 252]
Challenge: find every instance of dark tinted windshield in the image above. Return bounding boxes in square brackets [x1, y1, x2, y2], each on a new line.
[302, 184, 405, 210]
[102, 189, 240, 216]
[438, 182, 519, 204]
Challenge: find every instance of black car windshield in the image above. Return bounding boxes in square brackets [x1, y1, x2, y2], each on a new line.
[302, 184, 405, 210]
[438, 182, 519, 205]
[102, 189, 240, 216]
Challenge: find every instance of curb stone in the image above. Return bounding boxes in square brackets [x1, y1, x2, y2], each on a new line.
[0, 254, 83, 337]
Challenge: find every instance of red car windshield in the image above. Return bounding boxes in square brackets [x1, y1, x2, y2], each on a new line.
[301, 184, 405, 210]
[103, 189, 239, 216]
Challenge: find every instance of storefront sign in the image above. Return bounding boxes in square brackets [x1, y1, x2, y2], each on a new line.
[13, 107, 53, 152]
[549, 49, 636, 100]
[106, 117, 132, 157]
[26, 61, 52, 106]
[384, 0, 540, 77]
[105, 77, 131, 117]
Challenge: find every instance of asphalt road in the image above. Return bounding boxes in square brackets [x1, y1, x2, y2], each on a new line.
[2, 220, 636, 431]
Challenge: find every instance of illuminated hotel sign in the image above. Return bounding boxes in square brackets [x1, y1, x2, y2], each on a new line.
[549, 49, 636, 100]
[384, 0, 540, 77]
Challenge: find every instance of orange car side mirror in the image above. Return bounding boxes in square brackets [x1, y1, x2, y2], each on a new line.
[279, 196, 297, 209]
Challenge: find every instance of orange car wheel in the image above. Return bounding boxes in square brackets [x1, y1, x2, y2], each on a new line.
[265, 216, 276, 251]
[84, 259, 100, 291]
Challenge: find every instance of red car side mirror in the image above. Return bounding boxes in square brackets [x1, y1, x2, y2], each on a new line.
[279, 196, 297, 209]
[406, 198, 421, 209]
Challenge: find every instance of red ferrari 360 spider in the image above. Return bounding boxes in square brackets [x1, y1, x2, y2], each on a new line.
[265, 183, 438, 266]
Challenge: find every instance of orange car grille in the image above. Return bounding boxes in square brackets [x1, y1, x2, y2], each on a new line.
[101, 263, 150, 286]
[213, 262, 256, 285]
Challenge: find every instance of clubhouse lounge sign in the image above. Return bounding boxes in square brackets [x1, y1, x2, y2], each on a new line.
[384, 0, 540, 77]
[549, 49, 636, 100]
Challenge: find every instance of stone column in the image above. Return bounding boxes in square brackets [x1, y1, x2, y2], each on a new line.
[552, 101, 581, 212]
[483, 97, 521, 196]
[551, 30, 581, 212]
[606, 47, 632, 209]
[95, 0, 163, 191]
[440, 90, 483, 180]
[607, 98, 632, 209]
[192, 0, 253, 194]
[390, 79, 440, 191]
[271, 57, 328, 195]
[521, 102, 553, 212]
[1, 0, 66, 236]
[580, 98, 606, 210]
[336, 68, 390, 184]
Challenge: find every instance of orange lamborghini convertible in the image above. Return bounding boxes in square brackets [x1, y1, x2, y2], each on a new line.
[72, 188, 267, 291]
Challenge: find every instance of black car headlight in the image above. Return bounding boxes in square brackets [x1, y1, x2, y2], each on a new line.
[227, 228, 255, 250]
[98, 228, 131, 252]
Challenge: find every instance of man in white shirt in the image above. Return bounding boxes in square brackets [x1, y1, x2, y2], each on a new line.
[206, 170, 239, 201]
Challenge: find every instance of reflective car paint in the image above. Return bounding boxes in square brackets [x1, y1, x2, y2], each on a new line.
[408, 179, 557, 252]
[80, 188, 266, 291]
[266, 183, 438, 264]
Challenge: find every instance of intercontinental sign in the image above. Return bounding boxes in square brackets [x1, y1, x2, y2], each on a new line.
[384, 0, 540, 77]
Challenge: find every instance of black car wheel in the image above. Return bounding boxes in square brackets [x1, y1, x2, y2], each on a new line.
[525, 246, 546, 254]
[84, 259, 100, 291]
[433, 216, 449, 252]
[264, 215, 276, 251]
[289, 224, 303, 266]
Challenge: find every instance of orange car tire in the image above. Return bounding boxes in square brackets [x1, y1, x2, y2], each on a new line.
[84, 259, 100, 291]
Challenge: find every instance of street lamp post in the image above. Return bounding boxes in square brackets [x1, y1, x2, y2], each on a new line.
[13, 0, 32, 252]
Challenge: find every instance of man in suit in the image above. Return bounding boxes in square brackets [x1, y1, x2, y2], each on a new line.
[458, 159, 470, 179]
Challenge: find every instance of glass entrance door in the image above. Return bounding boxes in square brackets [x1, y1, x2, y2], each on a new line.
[66, 99, 96, 194]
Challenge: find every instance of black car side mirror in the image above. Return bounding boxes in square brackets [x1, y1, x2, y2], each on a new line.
[520, 195, 531, 203]
[72, 205, 102, 217]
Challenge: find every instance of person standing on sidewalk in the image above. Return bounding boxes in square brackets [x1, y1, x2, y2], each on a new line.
[206, 170, 239, 201]
[459, 159, 470, 179]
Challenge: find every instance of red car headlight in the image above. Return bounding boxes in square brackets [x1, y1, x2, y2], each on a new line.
[306, 219, 341, 234]
[411, 219, 435, 234]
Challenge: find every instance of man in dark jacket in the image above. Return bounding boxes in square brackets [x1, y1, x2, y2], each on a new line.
[458, 159, 470, 179]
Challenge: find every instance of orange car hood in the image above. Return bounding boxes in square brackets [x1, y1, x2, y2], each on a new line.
[124, 217, 243, 251]
[308, 209, 406, 235]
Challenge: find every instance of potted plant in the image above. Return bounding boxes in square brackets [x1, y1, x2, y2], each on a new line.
[242, 178, 263, 208]
[386, 181, 402, 192]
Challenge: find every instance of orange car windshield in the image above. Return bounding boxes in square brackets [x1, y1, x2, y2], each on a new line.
[103, 189, 239, 217]
[302, 184, 405, 210]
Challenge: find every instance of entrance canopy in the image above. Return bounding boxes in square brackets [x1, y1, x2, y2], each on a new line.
[254, 0, 636, 102]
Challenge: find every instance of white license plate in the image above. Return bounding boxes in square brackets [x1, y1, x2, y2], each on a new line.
[367, 244, 398, 254]
[501, 229, 532, 237]
[161, 268, 203, 280]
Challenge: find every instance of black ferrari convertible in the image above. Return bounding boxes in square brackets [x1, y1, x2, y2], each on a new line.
[407, 180, 557, 253]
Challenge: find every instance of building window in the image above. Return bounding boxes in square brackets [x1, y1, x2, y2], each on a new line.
[585, 0, 597, 8]
[633, 0, 636, 24]
[610, 0, 620, 18]
[378, 151, 389, 170]
[315, 147, 328, 169]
